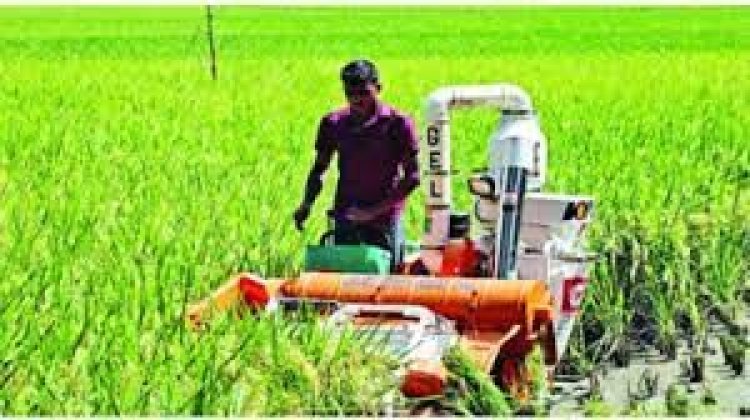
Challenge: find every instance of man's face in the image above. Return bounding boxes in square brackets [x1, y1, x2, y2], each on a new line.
[344, 82, 379, 114]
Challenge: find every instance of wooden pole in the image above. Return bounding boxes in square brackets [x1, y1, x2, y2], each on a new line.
[206, 5, 218, 81]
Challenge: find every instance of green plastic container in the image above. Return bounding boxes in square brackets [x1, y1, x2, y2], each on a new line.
[304, 245, 391, 274]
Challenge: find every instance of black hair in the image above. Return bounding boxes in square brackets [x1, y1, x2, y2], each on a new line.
[340, 59, 379, 86]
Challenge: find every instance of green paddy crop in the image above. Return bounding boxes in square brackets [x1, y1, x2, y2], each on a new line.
[0, 6, 748, 415]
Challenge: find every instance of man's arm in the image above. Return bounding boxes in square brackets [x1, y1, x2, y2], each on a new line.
[294, 117, 336, 230]
[371, 150, 420, 212]
[387, 114, 421, 203]
[301, 149, 334, 208]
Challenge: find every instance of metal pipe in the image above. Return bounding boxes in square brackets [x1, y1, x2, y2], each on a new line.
[422, 84, 536, 274]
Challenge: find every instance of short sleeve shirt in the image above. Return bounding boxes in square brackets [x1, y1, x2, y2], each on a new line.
[316, 102, 419, 225]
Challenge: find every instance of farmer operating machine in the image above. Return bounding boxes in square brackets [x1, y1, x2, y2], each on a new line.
[187, 84, 595, 400]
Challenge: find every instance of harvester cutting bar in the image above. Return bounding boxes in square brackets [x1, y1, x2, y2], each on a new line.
[188, 272, 558, 364]
[285, 274, 548, 328]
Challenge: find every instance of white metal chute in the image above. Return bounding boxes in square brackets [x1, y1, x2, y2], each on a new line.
[425, 85, 535, 119]
[421, 84, 544, 275]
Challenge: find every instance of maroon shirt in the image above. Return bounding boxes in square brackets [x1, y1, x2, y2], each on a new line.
[315, 102, 420, 226]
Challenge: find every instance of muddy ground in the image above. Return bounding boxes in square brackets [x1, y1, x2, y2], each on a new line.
[551, 316, 750, 416]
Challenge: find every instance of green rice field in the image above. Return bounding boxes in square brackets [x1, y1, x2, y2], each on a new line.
[0, 6, 748, 415]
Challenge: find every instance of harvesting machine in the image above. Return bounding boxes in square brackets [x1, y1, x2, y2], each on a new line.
[187, 84, 595, 401]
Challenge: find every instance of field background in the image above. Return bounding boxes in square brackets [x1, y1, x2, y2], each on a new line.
[0, 6, 748, 415]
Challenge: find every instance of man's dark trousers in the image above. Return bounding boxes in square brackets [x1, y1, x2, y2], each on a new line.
[332, 219, 404, 273]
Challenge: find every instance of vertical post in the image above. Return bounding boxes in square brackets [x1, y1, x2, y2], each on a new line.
[493, 166, 527, 280]
[206, 4, 218, 81]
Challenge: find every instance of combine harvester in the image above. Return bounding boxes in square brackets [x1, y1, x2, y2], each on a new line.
[188, 84, 595, 403]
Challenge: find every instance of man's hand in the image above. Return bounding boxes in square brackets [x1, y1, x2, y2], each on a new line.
[344, 206, 380, 223]
[293, 203, 311, 231]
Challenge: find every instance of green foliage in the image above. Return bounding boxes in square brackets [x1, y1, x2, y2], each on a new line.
[582, 397, 616, 417]
[0, 6, 748, 414]
[665, 383, 691, 417]
[442, 346, 512, 416]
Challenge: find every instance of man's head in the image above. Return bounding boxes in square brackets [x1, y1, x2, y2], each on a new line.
[341, 59, 381, 115]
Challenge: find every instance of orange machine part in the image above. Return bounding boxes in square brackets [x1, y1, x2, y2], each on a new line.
[279, 273, 551, 328]
[186, 274, 284, 329]
[400, 359, 447, 398]
[278, 273, 556, 362]
[213, 273, 556, 364]
[238, 275, 270, 308]
[439, 239, 481, 277]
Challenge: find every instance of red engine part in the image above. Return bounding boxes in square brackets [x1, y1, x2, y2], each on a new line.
[439, 238, 482, 277]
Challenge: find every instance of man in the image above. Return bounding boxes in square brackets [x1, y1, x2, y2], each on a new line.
[293, 59, 420, 271]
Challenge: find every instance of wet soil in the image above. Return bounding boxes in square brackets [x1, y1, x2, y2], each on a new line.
[551, 315, 750, 416]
